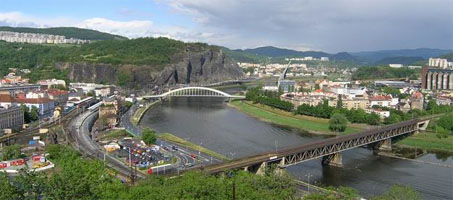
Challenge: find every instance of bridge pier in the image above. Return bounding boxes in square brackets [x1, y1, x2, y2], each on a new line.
[378, 138, 392, 152]
[255, 162, 267, 176]
[274, 158, 287, 176]
[322, 153, 343, 167]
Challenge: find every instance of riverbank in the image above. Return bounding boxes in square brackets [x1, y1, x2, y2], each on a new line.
[396, 133, 453, 153]
[156, 133, 230, 161]
[229, 101, 362, 135]
[131, 101, 160, 125]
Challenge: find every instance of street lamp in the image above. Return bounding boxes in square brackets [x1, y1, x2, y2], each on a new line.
[185, 137, 190, 151]
[305, 173, 313, 194]
[229, 152, 236, 159]
[198, 141, 203, 156]
[275, 140, 278, 153]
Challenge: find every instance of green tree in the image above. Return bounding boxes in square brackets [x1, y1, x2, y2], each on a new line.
[0, 173, 20, 199]
[337, 95, 343, 109]
[86, 91, 95, 97]
[382, 87, 401, 97]
[366, 113, 381, 125]
[372, 184, 420, 200]
[30, 106, 39, 121]
[22, 104, 32, 123]
[435, 125, 449, 139]
[2, 144, 22, 161]
[142, 128, 157, 145]
[329, 113, 348, 132]
[384, 114, 402, 124]
[437, 113, 453, 132]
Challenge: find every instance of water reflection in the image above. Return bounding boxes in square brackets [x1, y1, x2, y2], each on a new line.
[141, 97, 453, 199]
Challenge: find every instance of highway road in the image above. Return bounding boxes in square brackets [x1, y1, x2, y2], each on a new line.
[70, 110, 146, 179]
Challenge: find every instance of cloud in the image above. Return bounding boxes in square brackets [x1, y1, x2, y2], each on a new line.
[0, 12, 41, 27]
[162, 0, 453, 52]
[0, 11, 217, 43]
[77, 18, 153, 38]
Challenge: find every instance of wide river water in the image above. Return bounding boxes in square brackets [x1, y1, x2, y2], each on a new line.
[140, 97, 453, 199]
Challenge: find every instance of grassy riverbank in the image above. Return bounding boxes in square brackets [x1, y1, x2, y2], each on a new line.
[131, 101, 160, 125]
[156, 133, 230, 161]
[396, 133, 453, 153]
[229, 101, 362, 135]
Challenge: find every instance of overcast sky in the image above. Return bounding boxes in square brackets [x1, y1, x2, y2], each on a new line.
[0, 0, 452, 52]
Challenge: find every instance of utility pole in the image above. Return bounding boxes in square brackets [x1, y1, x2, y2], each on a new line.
[232, 179, 236, 200]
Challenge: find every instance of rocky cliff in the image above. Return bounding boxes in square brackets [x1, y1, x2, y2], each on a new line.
[56, 46, 243, 89]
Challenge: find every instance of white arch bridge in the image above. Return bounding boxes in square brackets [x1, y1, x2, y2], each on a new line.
[139, 87, 245, 100]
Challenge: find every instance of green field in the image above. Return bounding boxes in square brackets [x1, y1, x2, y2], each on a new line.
[156, 133, 229, 161]
[97, 129, 133, 140]
[230, 101, 361, 135]
[131, 101, 160, 125]
[397, 133, 453, 152]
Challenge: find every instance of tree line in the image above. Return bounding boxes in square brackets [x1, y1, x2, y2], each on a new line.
[245, 86, 453, 133]
[0, 144, 422, 199]
[0, 145, 297, 199]
[246, 86, 294, 112]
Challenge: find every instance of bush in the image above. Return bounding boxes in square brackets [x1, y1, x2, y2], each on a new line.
[329, 113, 348, 132]
[142, 128, 157, 145]
[1, 145, 23, 161]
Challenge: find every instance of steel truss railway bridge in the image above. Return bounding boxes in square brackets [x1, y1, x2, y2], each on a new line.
[139, 86, 245, 100]
[202, 119, 430, 174]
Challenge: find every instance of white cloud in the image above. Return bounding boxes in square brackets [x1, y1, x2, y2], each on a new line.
[0, 11, 218, 43]
[77, 18, 153, 38]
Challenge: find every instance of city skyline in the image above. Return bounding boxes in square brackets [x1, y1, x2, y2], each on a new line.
[0, 0, 452, 52]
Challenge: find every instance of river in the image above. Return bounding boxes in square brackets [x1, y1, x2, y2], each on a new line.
[140, 97, 453, 199]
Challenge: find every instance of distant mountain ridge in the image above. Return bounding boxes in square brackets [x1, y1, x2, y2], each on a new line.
[224, 46, 453, 65]
[226, 46, 356, 63]
[350, 48, 453, 64]
[0, 26, 127, 40]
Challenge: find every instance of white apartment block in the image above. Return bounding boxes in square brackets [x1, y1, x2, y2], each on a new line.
[0, 31, 89, 44]
[429, 58, 452, 69]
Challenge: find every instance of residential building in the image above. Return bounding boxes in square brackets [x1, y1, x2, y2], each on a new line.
[389, 64, 403, 68]
[37, 79, 66, 88]
[278, 80, 295, 93]
[0, 105, 24, 131]
[94, 86, 114, 97]
[0, 84, 41, 96]
[429, 58, 451, 69]
[397, 101, 411, 113]
[0, 31, 88, 44]
[15, 98, 55, 117]
[409, 92, 424, 110]
[46, 89, 69, 107]
[0, 94, 55, 117]
[263, 81, 278, 91]
[342, 98, 369, 110]
[99, 98, 118, 127]
[70, 83, 115, 96]
[436, 95, 453, 106]
[369, 95, 392, 108]
[366, 108, 390, 119]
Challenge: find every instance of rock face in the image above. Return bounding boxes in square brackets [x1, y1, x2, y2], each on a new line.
[56, 46, 244, 89]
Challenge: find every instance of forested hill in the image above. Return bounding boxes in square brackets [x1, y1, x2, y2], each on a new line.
[222, 46, 357, 63]
[0, 37, 243, 88]
[0, 26, 127, 40]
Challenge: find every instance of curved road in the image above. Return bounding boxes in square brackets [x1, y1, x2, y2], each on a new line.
[70, 110, 146, 178]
